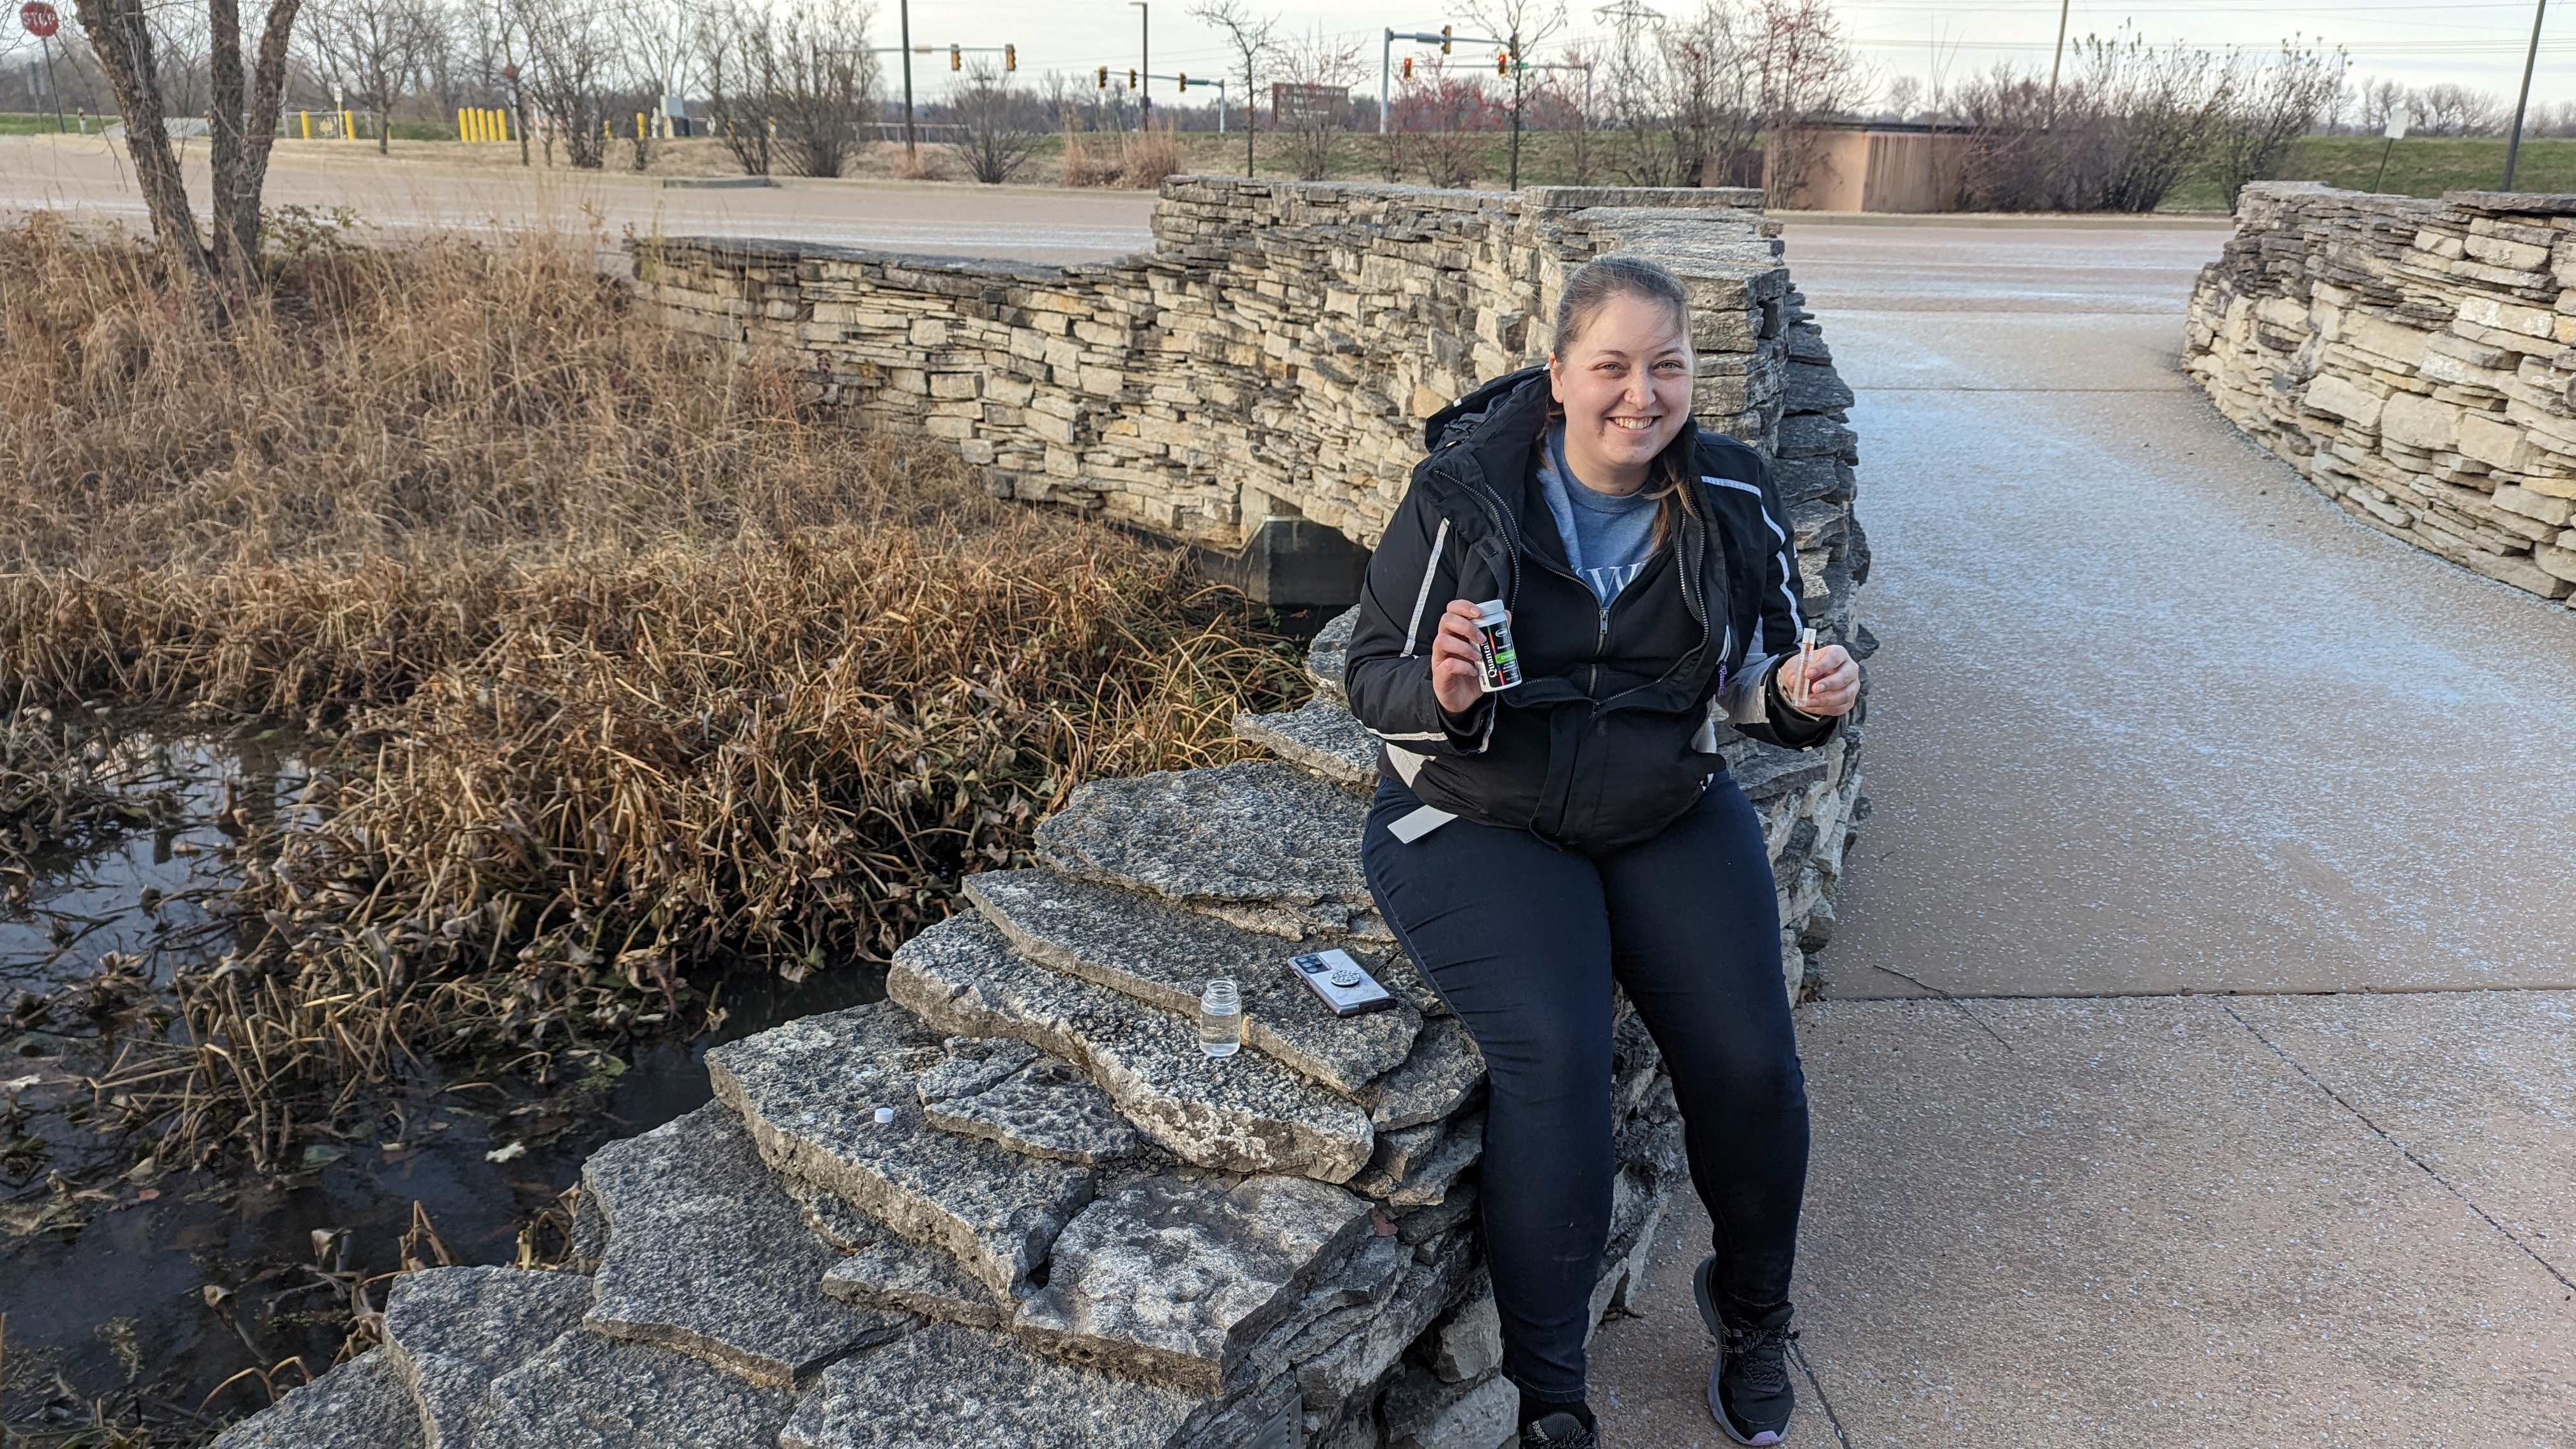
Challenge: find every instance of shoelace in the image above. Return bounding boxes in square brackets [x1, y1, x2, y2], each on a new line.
[1726, 1322, 1801, 1393]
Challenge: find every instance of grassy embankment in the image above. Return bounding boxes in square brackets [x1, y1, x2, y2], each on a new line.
[0, 213, 1308, 1173]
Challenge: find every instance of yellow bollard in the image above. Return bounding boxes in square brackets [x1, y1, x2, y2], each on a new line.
[634, 111, 645, 142]
[299, 110, 310, 139]
[341, 109, 353, 141]
[457, 107, 468, 142]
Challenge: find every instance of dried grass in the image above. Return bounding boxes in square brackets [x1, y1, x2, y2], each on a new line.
[0, 213, 1308, 1170]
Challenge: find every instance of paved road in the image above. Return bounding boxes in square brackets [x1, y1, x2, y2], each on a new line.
[0, 135, 1158, 263]
[1590, 222, 2576, 1447]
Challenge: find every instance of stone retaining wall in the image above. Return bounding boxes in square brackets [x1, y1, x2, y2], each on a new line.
[630, 178, 1852, 567]
[2184, 181, 2576, 603]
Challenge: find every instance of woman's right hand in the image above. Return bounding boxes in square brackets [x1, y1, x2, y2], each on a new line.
[1430, 599, 1492, 717]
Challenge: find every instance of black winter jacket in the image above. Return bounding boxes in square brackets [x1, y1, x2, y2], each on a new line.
[1344, 367, 1838, 854]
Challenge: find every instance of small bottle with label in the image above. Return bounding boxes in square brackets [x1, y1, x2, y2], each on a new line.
[1199, 978, 1244, 1057]
[1472, 600, 1522, 692]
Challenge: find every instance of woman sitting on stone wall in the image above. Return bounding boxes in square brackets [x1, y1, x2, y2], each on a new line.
[1344, 255, 1859, 1449]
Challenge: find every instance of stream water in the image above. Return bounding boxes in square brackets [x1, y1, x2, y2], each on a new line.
[0, 722, 884, 1438]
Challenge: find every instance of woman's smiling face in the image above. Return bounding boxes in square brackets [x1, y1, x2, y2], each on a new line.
[1547, 291, 1694, 493]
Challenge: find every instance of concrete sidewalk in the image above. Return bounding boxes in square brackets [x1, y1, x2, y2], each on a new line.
[1591, 993, 2576, 1446]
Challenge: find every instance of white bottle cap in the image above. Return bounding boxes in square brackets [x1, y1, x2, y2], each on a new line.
[873, 1107, 894, 1125]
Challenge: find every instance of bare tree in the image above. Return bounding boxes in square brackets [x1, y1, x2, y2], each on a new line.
[302, 0, 441, 153]
[1882, 73, 1919, 119]
[1188, 0, 1275, 177]
[948, 58, 1043, 183]
[514, 0, 618, 166]
[2415, 82, 2503, 136]
[1393, 56, 1499, 188]
[73, 0, 305, 294]
[1664, 0, 1758, 187]
[1275, 26, 1361, 181]
[696, 4, 776, 174]
[2207, 40, 2346, 210]
[764, 1, 875, 178]
[1466, 0, 1563, 188]
[1747, 0, 1863, 206]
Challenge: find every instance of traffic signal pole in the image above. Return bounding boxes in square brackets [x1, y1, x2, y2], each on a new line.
[899, 0, 916, 159]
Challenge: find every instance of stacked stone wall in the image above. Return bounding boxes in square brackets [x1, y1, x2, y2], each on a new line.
[2185, 181, 2576, 603]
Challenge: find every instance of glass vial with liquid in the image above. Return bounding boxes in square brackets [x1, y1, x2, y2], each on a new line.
[1199, 978, 1244, 1057]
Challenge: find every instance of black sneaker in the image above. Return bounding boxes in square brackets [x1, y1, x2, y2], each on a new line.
[1522, 1410, 1599, 1448]
[1694, 1255, 1797, 1445]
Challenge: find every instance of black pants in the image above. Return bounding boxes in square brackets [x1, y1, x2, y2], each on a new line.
[1361, 774, 1810, 1404]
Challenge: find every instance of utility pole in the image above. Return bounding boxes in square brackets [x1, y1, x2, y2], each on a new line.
[2503, 0, 2548, 190]
[1131, 1, 1151, 131]
[900, 0, 917, 160]
[2045, 0, 2069, 127]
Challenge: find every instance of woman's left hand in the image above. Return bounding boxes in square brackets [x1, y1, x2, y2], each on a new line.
[1777, 644, 1859, 718]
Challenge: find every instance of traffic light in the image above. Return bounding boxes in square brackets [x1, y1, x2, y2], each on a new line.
[1441, 24, 1452, 53]
[1004, 43, 1016, 72]
[1096, 65, 1108, 89]
[1400, 56, 1413, 80]
[1128, 67, 1138, 89]
[1176, 72, 1186, 89]
[1495, 50, 1508, 75]
[949, 43, 961, 71]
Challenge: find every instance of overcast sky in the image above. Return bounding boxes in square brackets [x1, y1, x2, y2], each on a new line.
[885, 0, 2570, 113]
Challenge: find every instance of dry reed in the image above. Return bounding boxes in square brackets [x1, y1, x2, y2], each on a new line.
[0, 213, 1308, 1171]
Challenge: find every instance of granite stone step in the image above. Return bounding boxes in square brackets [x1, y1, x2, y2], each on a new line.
[889, 911, 1376, 1183]
[1365, 1015, 1486, 1131]
[471, 1324, 802, 1448]
[791, 1177, 1017, 1330]
[780, 1323, 1210, 1449]
[380, 1265, 595, 1447]
[1013, 1170, 1389, 1393]
[1231, 702, 1376, 791]
[208, 1349, 425, 1449]
[1034, 760, 1389, 944]
[963, 867, 1423, 1096]
[916, 1034, 1155, 1165]
[707, 1001, 1100, 1303]
[582, 1102, 918, 1386]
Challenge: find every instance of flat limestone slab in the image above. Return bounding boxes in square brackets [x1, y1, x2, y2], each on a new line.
[1587, 995, 2576, 1446]
[209, 1349, 425, 1449]
[963, 867, 1421, 1095]
[471, 1325, 801, 1448]
[381, 1266, 595, 1446]
[916, 1035, 1151, 1165]
[707, 1000, 1099, 1302]
[1015, 1172, 1380, 1392]
[1366, 1016, 1486, 1131]
[583, 1103, 916, 1385]
[792, 1178, 1013, 1330]
[779, 1324, 1208, 1449]
[1232, 703, 1376, 790]
[1034, 761, 1389, 944]
[890, 912, 1375, 1183]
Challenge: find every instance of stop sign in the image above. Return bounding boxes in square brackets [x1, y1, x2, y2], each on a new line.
[19, 1, 57, 36]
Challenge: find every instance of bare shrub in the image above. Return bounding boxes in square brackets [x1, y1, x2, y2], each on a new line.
[1954, 30, 2240, 213]
[1749, 0, 1864, 205]
[516, 0, 618, 167]
[696, 6, 777, 175]
[947, 59, 1045, 183]
[1059, 125, 1126, 186]
[0, 217, 1308, 1170]
[1392, 59, 1499, 188]
[1117, 123, 1184, 188]
[2207, 41, 2347, 210]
